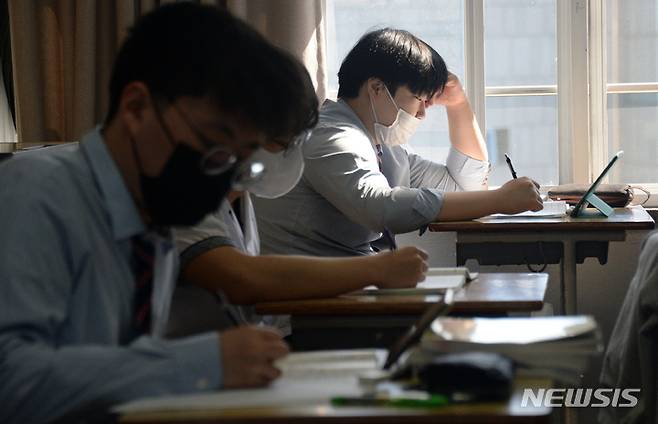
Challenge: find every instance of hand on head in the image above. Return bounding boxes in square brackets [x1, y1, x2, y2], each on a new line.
[221, 326, 289, 388]
[427, 73, 467, 108]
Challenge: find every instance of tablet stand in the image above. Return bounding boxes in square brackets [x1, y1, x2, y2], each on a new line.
[574, 193, 614, 217]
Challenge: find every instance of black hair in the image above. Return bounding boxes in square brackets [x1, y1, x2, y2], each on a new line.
[106, 3, 318, 144]
[337, 28, 448, 100]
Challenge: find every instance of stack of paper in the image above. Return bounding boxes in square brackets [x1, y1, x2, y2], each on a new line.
[408, 316, 602, 384]
[274, 349, 385, 379]
[489, 200, 568, 218]
[352, 267, 473, 295]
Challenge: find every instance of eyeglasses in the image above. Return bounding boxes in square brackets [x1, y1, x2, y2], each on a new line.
[272, 130, 312, 158]
[166, 104, 267, 179]
[232, 160, 265, 191]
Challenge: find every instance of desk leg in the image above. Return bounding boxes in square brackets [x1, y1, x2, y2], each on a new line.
[561, 241, 577, 315]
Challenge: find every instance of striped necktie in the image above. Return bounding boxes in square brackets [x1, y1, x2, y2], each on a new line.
[132, 235, 155, 334]
[375, 144, 397, 251]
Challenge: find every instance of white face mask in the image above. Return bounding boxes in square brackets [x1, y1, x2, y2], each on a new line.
[370, 86, 422, 146]
[246, 142, 305, 199]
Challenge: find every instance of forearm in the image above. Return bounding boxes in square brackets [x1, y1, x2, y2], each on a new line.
[436, 190, 499, 221]
[446, 101, 488, 162]
[184, 247, 382, 304]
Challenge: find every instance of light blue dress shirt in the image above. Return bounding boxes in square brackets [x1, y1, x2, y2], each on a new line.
[254, 99, 490, 257]
[0, 129, 221, 424]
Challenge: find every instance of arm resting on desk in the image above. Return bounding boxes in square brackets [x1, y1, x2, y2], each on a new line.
[182, 246, 428, 305]
[438, 178, 543, 221]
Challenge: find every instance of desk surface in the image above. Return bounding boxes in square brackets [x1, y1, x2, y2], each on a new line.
[119, 378, 552, 424]
[255, 273, 547, 316]
[428, 206, 654, 233]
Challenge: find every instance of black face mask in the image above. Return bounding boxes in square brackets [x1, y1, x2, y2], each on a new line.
[139, 143, 235, 227]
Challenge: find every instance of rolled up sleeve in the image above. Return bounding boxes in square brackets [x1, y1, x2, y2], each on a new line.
[408, 146, 490, 192]
[174, 209, 237, 270]
[304, 127, 445, 234]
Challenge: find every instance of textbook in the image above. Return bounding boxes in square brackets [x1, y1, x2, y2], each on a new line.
[408, 316, 602, 384]
[352, 267, 473, 295]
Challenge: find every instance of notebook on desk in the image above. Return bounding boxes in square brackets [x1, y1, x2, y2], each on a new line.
[352, 267, 474, 295]
[489, 201, 568, 219]
[114, 292, 456, 415]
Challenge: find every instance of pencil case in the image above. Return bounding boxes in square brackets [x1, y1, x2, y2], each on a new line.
[548, 184, 635, 207]
[417, 352, 514, 401]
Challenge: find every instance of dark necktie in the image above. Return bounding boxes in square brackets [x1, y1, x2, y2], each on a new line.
[132, 235, 155, 334]
[375, 144, 397, 251]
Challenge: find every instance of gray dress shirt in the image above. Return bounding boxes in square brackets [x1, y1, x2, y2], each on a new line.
[599, 231, 658, 424]
[0, 129, 220, 424]
[254, 99, 490, 257]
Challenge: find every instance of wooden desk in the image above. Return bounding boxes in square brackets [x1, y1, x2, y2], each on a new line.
[256, 273, 547, 350]
[428, 206, 654, 315]
[119, 378, 552, 424]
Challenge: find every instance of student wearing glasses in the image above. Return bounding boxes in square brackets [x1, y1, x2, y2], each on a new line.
[168, 130, 430, 337]
[254, 28, 543, 258]
[0, 4, 318, 423]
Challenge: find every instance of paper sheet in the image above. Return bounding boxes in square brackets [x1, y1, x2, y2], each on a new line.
[355, 267, 467, 295]
[490, 200, 568, 218]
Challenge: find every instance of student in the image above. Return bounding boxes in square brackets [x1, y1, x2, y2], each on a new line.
[254, 28, 542, 257]
[599, 232, 658, 424]
[168, 142, 430, 336]
[0, 4, 318, 423]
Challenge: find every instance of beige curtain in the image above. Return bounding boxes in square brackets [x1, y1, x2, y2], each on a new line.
[10, 1, 133, 142]
[8, 0, 326, 143]
[227, 0, 328, 103]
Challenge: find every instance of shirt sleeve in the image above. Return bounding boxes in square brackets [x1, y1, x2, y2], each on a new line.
[0, 166, 222, 424]
[407, 146, 490, 192]
[303, 126, 445, 234]
[174, 208, 237, 270]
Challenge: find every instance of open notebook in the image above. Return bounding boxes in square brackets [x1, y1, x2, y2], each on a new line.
[352, 267, 474, 295]
[115, 293, 455, 415]
[489, 200, 568, 219]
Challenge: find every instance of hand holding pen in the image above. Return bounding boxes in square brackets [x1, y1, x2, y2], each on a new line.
[497, 153, 542, 213]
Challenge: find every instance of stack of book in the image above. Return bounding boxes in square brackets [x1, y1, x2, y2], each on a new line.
[407, 316, 603, 384]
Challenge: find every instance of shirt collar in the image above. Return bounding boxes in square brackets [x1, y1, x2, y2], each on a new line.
[333, 99, 378, 146]
[80, 127, 145, 241]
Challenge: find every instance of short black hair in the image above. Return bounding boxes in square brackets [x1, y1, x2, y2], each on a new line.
[337, 28, 448, 100]
[107, 3, 318, 143]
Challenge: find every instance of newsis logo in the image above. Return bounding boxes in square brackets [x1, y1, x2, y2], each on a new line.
[521, 388, 640, 408]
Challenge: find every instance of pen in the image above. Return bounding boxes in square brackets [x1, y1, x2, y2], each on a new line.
[331, 394, 448, 408]
[504, 153, 518, 179]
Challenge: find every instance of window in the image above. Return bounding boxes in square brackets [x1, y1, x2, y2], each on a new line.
[0, 64, 16, 143]
[606, 0, 658, 185]
[484, 0, 558, 186]
[326, 0, 658, 201]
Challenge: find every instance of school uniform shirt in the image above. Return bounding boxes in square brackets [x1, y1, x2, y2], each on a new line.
[599, 231, 658, 424]
[169, 193, 265, 336]
[0, 129, 221, 424]
[253, 98, 490, 257]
